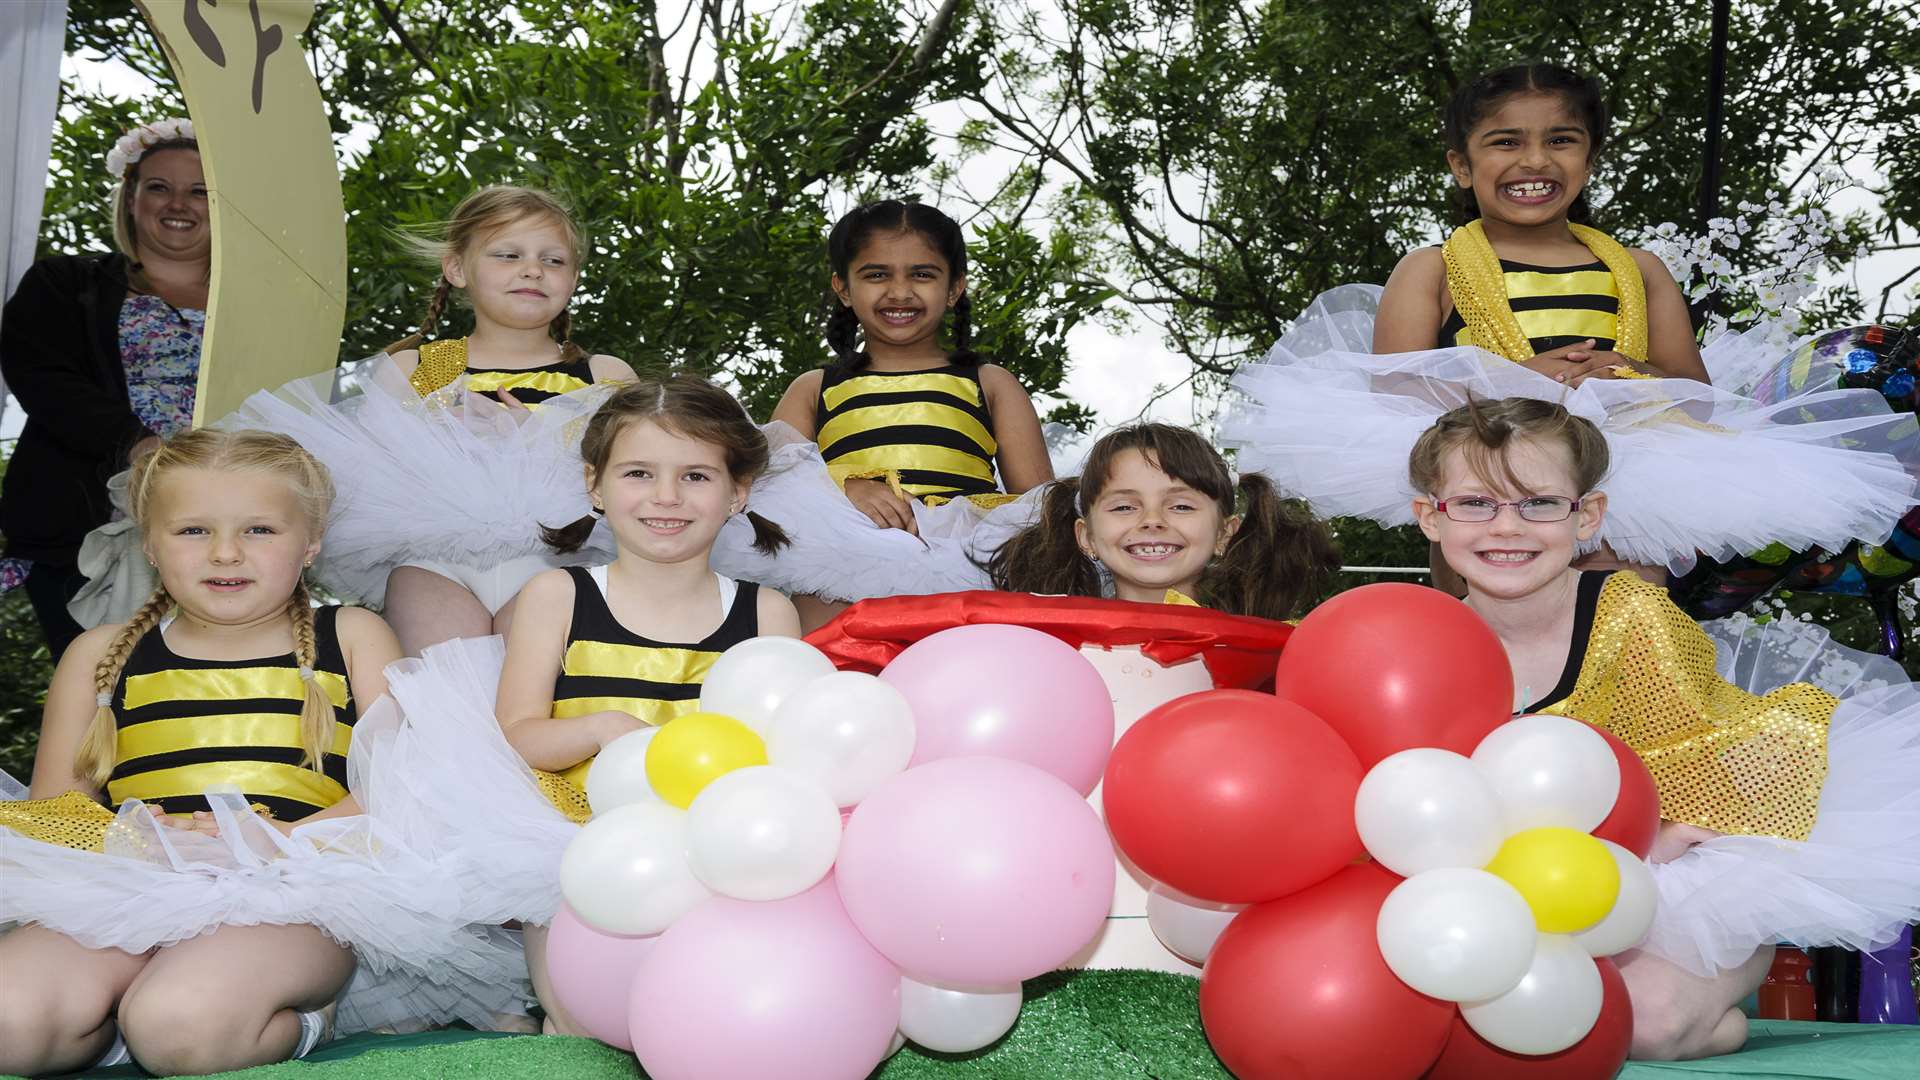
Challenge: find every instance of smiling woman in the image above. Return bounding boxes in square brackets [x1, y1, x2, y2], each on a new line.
[0, 119, 211, 660]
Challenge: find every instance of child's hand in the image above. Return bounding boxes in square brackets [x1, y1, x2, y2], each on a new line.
[1649, 819, 1722, 863]
[591, 710, 652, 749]
[1519, 340, 1599, 382]
[1563, 351, 1656, 385]
[496, 389, 534, 425]
[151, 807, 223, 837]
[845, 478, 919, 536]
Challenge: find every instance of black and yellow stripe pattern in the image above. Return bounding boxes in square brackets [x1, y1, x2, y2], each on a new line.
[409, 337, 593, 407]
[549, 566, 760, 792]
[814, 365, 1000, 500]
[1441, 260, 1623, 354]
[105, 607, 356, 820]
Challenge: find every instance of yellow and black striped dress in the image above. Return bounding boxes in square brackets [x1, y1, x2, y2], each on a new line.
[407, 337, 594, 407]
[548, 565, 761, 794]
[105, 607, 357, 820]
[1439, 259, 1623, 354]
[814, 364, 1000, 500]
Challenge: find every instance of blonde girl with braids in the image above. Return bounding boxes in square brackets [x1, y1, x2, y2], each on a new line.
[1221, 66, 1917, 585]
[711, 199, 1054, 630]
[232, 185, 636, 654]
[0, 430, 534, 1076]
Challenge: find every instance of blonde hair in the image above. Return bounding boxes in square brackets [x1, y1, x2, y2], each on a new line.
[1408, 397, 1611, 499]
[75, 430, 339, 786]
[109, 136, 202, 291]
[387, 185, 588, 359]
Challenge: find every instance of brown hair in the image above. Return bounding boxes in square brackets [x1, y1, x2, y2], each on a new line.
[387, 185, 588, 360]
[111, 137, 204, 292]
[988, 423, 1339, 620]
[1408, 397, 1610, 498]
[542, 375, 790, 555]
[75, 430, 338, 786]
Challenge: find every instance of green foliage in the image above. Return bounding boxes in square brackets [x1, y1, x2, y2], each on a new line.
[0, 449, 54, 781]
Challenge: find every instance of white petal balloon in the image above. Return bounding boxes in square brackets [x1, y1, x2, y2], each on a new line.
[685, 765, 842, 901]
[1145, 884, 1245, 966]
[1376, 868, 1537, 1002]
[1572, 840, 1658, 957]
[898, 978, 1023, 1053]
[1461, 933, 1606, 1055]
[767, 671, 916, 807]
[1471, 715, 1622, 833]
[697, 637, 837, 735]
[584, 726, 660, 814]
[1353, 748, 1505, 877]
[559, 802, 711, 935]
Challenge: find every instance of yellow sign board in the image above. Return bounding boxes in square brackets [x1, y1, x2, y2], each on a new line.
[134, 0, 345, 425]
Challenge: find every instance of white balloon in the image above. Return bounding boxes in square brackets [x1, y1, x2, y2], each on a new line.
[584, 726, 660, 814]
[898, 978, 1023, 1053]
[1572, 840, 1658, 957]
[1471, 715, 1622, 833]
[559, 802, 710, 935]
[1461, 933, 1605, 1055]
[685, 765, 842, 901]
[1354, 748, 1505, 877]
[1145, 884, 1245, 966]
[697, 637, 837, 735]
[1376, 868, 1537, 1002]
[766, 671, 916, 807]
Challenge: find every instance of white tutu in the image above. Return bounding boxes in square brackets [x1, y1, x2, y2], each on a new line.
[711, 423, 1046, 602]
[1638, 616, 1920, 975]
[0, 698, 530, 1033]
[356, 635, 577, 926]
[222, 356, 614, 610]
[1219, 284, 1920, 571]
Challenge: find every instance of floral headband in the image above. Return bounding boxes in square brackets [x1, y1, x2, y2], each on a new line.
[106, 118, 196, 181]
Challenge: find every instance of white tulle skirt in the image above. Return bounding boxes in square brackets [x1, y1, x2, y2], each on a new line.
[356, 635, 577, 927]
[1639, 616, 1920, 975]
[221, 356, 614, 611]
[0, 700, 530, 1033]
[1219, 285, 1920, 571]
[710, 424, 1047, 602]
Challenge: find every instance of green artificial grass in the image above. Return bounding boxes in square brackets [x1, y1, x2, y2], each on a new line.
[15, 970, 1919, 1080]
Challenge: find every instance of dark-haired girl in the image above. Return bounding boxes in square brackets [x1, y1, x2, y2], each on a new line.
[1221, 63, 1918, 583]
[712, 201, 1053, 628]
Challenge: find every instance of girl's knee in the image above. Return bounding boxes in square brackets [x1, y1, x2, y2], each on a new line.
[119, 983, 258, 1075]
[0, 990, 114, 1074]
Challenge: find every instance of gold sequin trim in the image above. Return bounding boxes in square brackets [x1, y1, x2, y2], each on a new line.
[1541, 573, 1832, 840]
[534, 768, 592, 824]
[408, 338, 469, 396]
[0, 791, 116, 852]
[1442, 221, 1648, 362]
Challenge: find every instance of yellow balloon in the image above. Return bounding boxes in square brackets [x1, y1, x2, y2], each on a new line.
[1484, 827, 1620, 934]
[645, 712, 768, 808]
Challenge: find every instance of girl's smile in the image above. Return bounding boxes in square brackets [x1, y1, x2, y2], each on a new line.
[1076, 448, 1236, 603]
[832, 228, 962, 362]
[1447, 92, 1593, 230]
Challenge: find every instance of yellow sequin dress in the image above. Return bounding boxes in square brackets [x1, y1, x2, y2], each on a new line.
[1530, 572, 1920, 975]
[1218, 225, 1920, 570]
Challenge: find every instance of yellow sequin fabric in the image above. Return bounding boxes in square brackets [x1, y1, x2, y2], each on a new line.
[533, 769, 592, 824]
[1540, 573, 1834, 841]
[408, 338, 469, 396]
[0, 791, 116, 851]
[1442, 221, 1649, 363]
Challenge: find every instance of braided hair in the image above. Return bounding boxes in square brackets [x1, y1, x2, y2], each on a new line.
[825, 200, 977, 370]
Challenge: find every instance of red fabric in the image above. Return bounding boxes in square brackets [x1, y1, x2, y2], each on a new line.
[805, 591, 1292, 688]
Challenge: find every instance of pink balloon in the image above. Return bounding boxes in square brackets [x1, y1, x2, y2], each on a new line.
[837, 756, 1115, 986]
[545, 902, 657, 1051]
[880, 624, 1115, 795]
[628, 878, 900, 1080]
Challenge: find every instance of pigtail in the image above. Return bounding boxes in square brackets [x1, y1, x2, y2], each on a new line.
[286, 581, 334, 771]
[383, 275, 454, 355]
[948, 293, 979, 366]
[553, 308, 587, 362]
[985, 479, 1102, 597]
[743, 511, 791, 554]
[826, 300, 864, 369]
[541, 514, 600, 554]
[1200, 473, 1340, 621]
[76, 586, 174, 785]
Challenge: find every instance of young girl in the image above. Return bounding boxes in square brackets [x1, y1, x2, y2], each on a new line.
[1408, 398, 1920, 1060]
[710, 200, 1055, 628]
[358, 375, 799, 1035]
[232, 186, 636, 653]
[1221, 63, 1918, 579]
[989, 422, 1337, 619]
[0, 430, 524, 1077]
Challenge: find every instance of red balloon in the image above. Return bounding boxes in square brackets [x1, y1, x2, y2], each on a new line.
[1103, 690, 1363, 903]
[1201, 862, 1453, 1080]
[1588, 725, 1660, 858]
[1272, 583, 1512, 769]
[1423, 956, 1632, 1080]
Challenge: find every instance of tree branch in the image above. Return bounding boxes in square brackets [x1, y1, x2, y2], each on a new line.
[369, 0, 435, 75]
